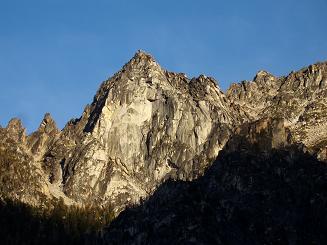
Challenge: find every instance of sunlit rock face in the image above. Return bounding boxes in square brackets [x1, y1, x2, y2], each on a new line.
[58, 51, 236, 211]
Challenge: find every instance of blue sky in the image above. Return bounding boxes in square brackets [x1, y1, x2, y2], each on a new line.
[0, 0, 326, 132]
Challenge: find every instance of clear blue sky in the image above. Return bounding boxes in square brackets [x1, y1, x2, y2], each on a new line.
[1, 0, 326, 132]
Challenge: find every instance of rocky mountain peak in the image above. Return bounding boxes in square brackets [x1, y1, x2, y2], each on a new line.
[26, 113, 60, 156]
[282, 62, 327, 91]
[6, 118, 26, 142]
[37, 113, 58, 134]
[6, 118, 23, 131]
[122, 50, 162, 75]
[253, 70, 276, 85]
[133, 49, 155, 61]
[44, 52, 237, 212]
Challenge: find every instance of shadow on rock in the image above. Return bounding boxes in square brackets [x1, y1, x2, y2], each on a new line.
[104, 136, 327, 245]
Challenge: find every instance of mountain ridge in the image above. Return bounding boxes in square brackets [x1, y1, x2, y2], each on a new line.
[0, 53, 326, 239]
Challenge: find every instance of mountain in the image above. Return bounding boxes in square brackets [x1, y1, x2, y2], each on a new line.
[0, 51, 326, 244]
[1, 51, 238, 211]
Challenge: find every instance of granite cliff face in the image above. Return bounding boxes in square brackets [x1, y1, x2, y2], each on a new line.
[59, 51, 236, 212]
[0, 51, 326, 238]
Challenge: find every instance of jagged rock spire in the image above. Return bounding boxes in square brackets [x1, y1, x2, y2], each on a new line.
[26, 113, 60, 156]
[253, 70, 276, 86]
[7, 118, 23, 131]
[134, 49, 154, 60]
[6, 118, 26, 142]
[37, 113, 58, 134]
[123, 50, 162, 73]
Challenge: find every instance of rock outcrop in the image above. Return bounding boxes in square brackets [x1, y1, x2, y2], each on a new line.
[0, 119, 49, 205]
[227, 62, 327, 161]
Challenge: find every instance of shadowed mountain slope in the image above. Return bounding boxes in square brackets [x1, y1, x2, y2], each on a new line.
[104, 120, 327, 244]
